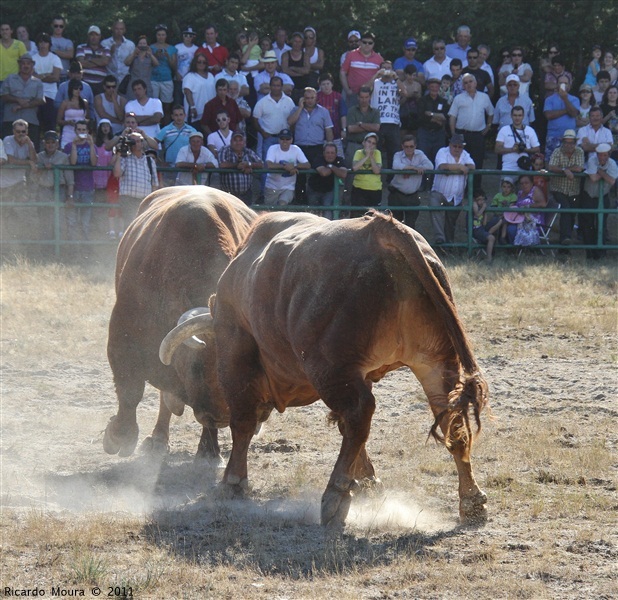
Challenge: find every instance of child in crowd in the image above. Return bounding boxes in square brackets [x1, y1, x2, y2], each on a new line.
[439, 74, 453, 103]
[531, 153, 548, 200]
[491, 178, 517, 243]
[584, 45, 603, 87]
[94, 119, 121, 239]
[472, 189, 497, 262]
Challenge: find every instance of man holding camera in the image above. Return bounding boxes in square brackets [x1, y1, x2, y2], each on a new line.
[112, 130, 159, 221]
[494, 105, 540, 178]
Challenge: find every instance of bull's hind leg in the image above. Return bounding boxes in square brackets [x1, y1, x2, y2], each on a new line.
[415, 364, 487, 524]
[335, 420, 382, 494]
[196, 425, 223, 467]
[320, 376, 376, 530]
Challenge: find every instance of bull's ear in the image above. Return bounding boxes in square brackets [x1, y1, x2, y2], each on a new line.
[160, 312, 213, 365]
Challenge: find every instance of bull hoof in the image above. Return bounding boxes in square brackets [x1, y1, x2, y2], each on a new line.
[321, 483, 355, 530]
[218, 477, 250, 499]
[459, 490, 488, 525]
[103, 416, 139, 457]
[355, 476, 384, 498]
[140, 435, 170, 456]
[195, 451, 225, 469]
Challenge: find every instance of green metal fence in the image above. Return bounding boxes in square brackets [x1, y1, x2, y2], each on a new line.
[0, 164, 614, 257]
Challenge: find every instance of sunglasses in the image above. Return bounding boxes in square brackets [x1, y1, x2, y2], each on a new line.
[361, 40, 374, 45]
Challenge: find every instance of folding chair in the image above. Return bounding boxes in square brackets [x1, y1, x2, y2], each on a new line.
[538, 200, 560, 256]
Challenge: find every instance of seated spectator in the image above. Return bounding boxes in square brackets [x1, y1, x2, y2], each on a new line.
[33, 34, 62, 133]
[303, 27, 325, 89]
[201, 78, 243, 135]
[307, 141, 347, 218]
[495, 105, 540, 177]
[393, 37, 425, 85]
[471, 189, 497, 261]
[547, 129, 585, 245]
[592, 70, 611, 105]
[490, 178, 517, 242]
[150, 24, 177, 124]
[498, 47, 532, 97]
[350, 132, 382, 210]
[64, 120, 97, 240]
[124, 35, 158, 101]
[503, 174, 546, 246]
[388, 134, 433, 228]
[57, 79, 91, 149]
[218, 131, 263, 205]
[531, 153, 549, 201]
[581, 143, 617, 259]
[124, 79, 164, 138]
[54, 61, 94, 111]
[34, 130, 74, 239]
[76, 25, 111, 95]
[94, 75, 127, 134]
[264, 128, 310, 205]
[175, 131, 217, 185]
[215, 54, 249, 97]
[183, 53, 216, 127]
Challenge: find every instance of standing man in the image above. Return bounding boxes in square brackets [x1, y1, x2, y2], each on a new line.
[580, 143, 617, 259]
[368, 61, 405, 169]
[495, 105, 540, 176]
[112, 131, 159, 220]
[252, 76, 296, 169]
[340, 31, 383, 108]
[339, 30, 360, 68]
[543, 75, 580, 159]
[32, 34, 62, 134]
[393, 37, 425, 84]
[463, 47, 494, 97]
[124, 79, 164, 138]
[102, 20, 135, 85]
[0, 23, 27, 84]
[448, 73, 493, 190]
[388, 134, 433, 227]
[49, 16, 74, 81]
[201, 78, 243, 134]
[1, 53, 44, 145]
[446, 26, 472, 65]
[196, 25, 228, 75]
[429, 134, 475, 246]
[252, 50, 293, 100]
[76, 25, 111, 96]
[218, 131, 263, 204]
[94, 75, 127, 134]
[215, 54, 249, 97]
[264, 128, 310, 205]
[344, 85, 380, 168]
[307, 142, 347, 218]
[416, 77, 449, 166]
[576, 106, 613, 161]
[492, 74, 535, 128]
[547, 129, 585, 246]
[155, 104, 197, 186]
[272, 27, 291, 65]
[423, 39, 452, 83]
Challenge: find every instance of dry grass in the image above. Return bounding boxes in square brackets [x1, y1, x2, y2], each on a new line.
[1, 253, 617, 599]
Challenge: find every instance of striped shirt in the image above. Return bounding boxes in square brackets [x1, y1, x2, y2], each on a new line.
[75, 44, 111, 86]
[341, 49, 384, 94]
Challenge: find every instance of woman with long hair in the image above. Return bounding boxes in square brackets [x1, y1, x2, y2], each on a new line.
[182, 53, 216, 129]
[57, 79, 89, 148]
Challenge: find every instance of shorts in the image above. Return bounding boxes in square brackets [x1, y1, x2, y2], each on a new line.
[473, 226, 491, 244]
[264, 188, 294, 206]
[151, 80, 174, 104]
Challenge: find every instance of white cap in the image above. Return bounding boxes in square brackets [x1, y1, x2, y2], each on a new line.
[505, 74, 520, 84]
[88, 25, 101, 35]
[596, 143, 612, 153]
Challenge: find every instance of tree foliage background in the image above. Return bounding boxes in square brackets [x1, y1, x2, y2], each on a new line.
[3, 0, 617, 85]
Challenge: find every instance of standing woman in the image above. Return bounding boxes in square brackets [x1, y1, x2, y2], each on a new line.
[124, 35, 159, 101]
[57, 79, 90, 148]
[302, 27, 325, 89]
[350, 132, 382, 210]
[601, 50, 618, 85]
[16, 25, 37, 54]
[150, 24, 177, 125]
[33, 33, 62, 133]
[182, 53, 216, 130]
[281, 32, 309, 102]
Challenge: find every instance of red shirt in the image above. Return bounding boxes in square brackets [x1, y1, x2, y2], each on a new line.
[196, 44, 229, 73]
[201, 96, 243, 133]
[341, 48, 384, 94]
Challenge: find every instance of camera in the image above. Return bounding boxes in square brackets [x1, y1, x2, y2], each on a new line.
[116, 135, 136, 157]
[516, 142, 527, 153]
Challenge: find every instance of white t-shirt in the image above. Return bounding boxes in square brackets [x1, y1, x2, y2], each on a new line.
[182, 72, 216, 120]
[124, 97, 164, 137]
[206, 129, 233, 155]
[370, 79, 400, 125]
[175, 145, 218, 185]
[496, 124, 540, 172]
[175, 43, 198, 78]
[32, 52, 63, 99]
[265, 144, 308, 190]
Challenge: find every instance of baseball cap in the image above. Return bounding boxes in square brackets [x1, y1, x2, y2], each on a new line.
[506, 74, 520, 84]
[43, 130, 59, 141]
[18, 53, 34, 62]
[348, 30, 361, 40]
[450, 133, 466, 146]
[262, 50, 277, 63]
[182, 26, 196, 36]
[88, 25, 101, 35]
[278, 128, 293, 139]
[231, 131, 246, 139]
[404, 37, 418, 49]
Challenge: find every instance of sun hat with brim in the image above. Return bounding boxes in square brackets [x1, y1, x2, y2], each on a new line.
[504, 212, 525, 224]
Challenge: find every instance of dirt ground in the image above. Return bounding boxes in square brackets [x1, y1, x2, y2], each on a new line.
[1, 252, 617, 599]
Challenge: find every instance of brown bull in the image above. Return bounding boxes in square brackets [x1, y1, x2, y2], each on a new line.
[160, 211, 489, 528]
[104, 186, 256, 459]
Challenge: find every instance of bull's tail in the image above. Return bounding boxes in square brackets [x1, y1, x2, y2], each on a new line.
[368, 212, 489, 441]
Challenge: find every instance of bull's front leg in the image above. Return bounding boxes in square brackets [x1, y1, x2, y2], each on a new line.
[103, 377, 144, 457]
[140, 392, 175, 455]
[221, 413, 256, 495]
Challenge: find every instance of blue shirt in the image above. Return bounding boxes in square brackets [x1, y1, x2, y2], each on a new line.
[393, 56, 425, 75]
[492, 95, 536, 127]
[151, 45, 177, 82]
[155, 122, 197, 164]
[544, 93, 580, 139]
[288, 104, 334, 146]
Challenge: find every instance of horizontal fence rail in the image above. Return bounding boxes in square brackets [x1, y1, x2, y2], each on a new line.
[0, 164, 614, 257]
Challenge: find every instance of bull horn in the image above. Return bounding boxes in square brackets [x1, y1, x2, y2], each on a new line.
[178, 307, 210, 351]
[159, 312, 212, 366]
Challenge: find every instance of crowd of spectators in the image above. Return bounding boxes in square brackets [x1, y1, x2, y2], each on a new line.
[0, 18, 616, 257]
